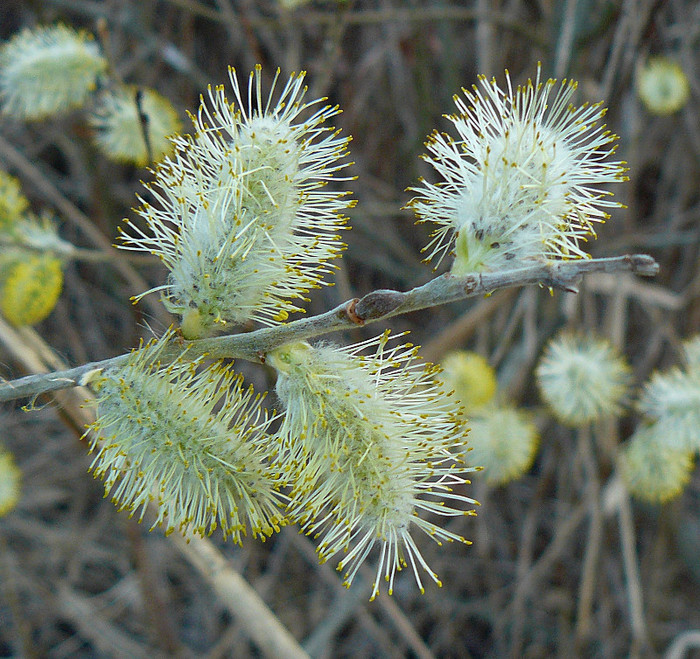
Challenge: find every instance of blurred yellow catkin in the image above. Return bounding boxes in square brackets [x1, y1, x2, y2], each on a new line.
[1, 254, 63, 325]
[637, 56, 690, 115]
[441, 351, 497, 409]
[0, 449, 21, 516]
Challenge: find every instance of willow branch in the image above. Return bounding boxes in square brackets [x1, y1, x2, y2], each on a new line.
[0, 254, 658, 403]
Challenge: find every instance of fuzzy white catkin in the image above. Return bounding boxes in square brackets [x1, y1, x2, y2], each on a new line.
[0, 24, 107, 120]
[120, 66, 353, 338]
[440, 350, 498, 410]
[464, 405, 539, 486]
[86, 331, 285, 542]
[269, 335, 477, 600]
[91, 85, 182, 166]
[619, 423, 695, 503]
[409, 65, 627, 273]
[536, 332, 631, 426]
[637, 57, 690, 116]
[637, 350, 700, 452]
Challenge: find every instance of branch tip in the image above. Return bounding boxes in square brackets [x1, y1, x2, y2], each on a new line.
[627, 254, 659, 277]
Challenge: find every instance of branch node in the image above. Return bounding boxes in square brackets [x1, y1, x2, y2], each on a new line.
[345, 298, 364, 325]
[545, 260, 584, 293]
[354, 290, 405, 321]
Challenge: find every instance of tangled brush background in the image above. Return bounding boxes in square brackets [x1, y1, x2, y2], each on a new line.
[0, 1, 698, 657]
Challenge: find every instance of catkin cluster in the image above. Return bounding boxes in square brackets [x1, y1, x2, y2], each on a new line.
[88, 65, 487, 598]
[535, 331, 699, 504]
[1, 47, 638, 597]
[0, 24, 184, 327]
[0, 23, 181, 163]
[620, 336, 700, 502]
[0, 170, 70, 326]
[441, 351, 538, 486]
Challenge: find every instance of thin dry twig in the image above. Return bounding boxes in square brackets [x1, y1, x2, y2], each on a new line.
[617, 483, 649, 650]
[664, 630, 700, 659]
[574, 424, 605, 645]
[169, 533, 309, 659]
